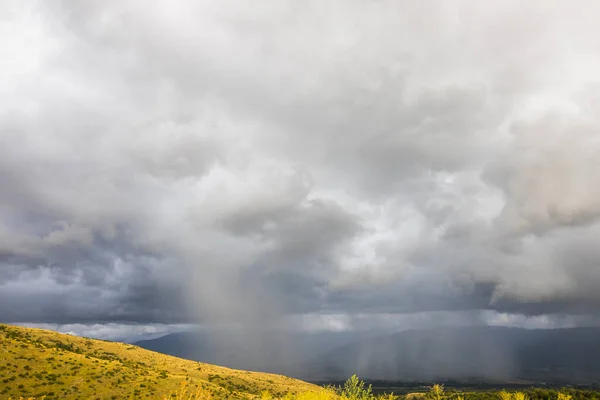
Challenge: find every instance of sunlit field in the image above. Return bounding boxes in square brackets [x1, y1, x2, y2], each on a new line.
[0, 324, 318, 399]
[3, 324, 600, 400]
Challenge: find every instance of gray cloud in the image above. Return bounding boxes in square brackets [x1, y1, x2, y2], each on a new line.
[1, 0, 600, 334]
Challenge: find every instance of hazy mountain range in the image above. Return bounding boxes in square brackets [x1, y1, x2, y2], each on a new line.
[135, 326, 600, 384]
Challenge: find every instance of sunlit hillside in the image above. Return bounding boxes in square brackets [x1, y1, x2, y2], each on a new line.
[0, 324, 321, 399]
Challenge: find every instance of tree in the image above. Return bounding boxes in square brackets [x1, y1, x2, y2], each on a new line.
[430, 384, 444, 400]
[342, 375, 373, 400]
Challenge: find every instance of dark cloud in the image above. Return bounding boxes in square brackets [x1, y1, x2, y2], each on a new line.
[1, 0, 600, 335]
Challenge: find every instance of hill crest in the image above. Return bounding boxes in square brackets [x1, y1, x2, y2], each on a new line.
[0, 323, 321, 399]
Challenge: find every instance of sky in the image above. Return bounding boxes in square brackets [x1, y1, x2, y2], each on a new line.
[2, 0, 600, 343]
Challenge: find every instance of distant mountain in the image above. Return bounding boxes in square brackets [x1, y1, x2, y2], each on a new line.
[135, 331, 213, 362]
[135, 326, 600, 384]
[134, 330, 367, 373]
[299, 326, 600, 384]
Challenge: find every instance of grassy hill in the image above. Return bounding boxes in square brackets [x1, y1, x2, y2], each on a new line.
[0, 323, 323, 400]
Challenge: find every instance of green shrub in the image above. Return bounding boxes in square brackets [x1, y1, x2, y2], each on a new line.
[340, 375, 373, 400]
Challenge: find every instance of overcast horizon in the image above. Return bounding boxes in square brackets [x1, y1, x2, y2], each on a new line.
[3, 1, 600, 344]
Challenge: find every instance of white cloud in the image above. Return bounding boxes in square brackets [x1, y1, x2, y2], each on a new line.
[1, 0, 600, 330]
[15, 322, 196, 342]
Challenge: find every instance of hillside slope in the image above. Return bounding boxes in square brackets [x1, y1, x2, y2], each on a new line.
[0, 324, 321, 399]
[133, 326, 600, 384]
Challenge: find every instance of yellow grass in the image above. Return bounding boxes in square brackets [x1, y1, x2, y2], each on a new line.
[0, 323, 323, 400]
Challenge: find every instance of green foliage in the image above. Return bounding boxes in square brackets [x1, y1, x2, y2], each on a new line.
[558, 394, 573, 400]
[379, 393, 399, 400]
[441, 389, 600, 400]
[340, 375, 373, 400]
[495, 390, 527, 400]
[499, 391, 512, 400]
[429, 385, 444, 400]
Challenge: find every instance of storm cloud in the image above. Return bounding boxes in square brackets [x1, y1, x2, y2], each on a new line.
[2, 0, 600, 334]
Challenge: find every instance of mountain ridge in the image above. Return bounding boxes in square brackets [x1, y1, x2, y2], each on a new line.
[135, 326, 600, 384]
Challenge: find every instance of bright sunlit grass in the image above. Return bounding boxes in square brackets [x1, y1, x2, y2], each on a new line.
[0, 324, 594, 400]
[0, 323, 319, 399]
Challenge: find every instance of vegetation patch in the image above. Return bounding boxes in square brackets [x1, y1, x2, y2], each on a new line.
[0, 323, 320, 400]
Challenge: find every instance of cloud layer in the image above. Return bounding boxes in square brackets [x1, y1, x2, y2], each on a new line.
[2, 0, 600, 330]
